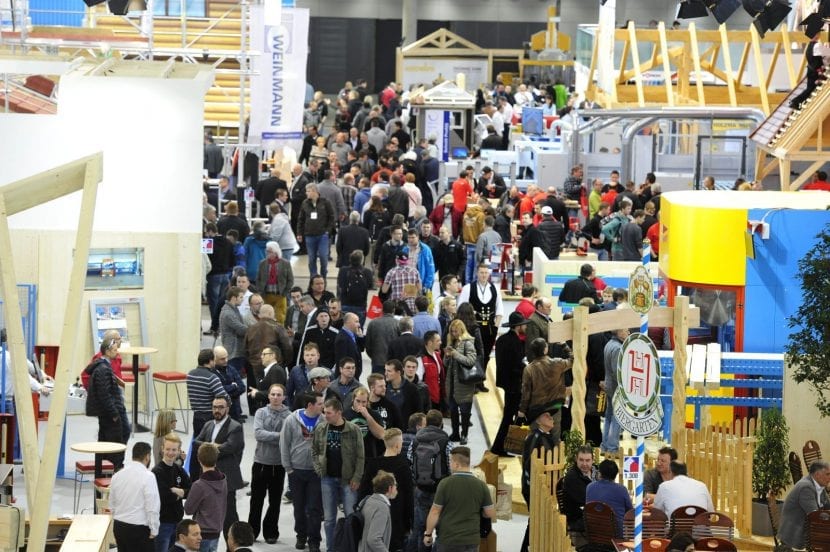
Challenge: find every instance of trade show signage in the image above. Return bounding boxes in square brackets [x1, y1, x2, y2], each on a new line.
[613, 332, 663, 437]
[250, 3, 309, 144]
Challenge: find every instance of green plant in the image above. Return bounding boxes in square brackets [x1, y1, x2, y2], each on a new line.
[786, 223, 830, 417]
[563, 429, 585, 470]
[752, 408, 790, 500]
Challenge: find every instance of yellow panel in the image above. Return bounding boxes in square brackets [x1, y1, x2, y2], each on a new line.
[659, 194, 747, 286]
[530, 30, 546, 51]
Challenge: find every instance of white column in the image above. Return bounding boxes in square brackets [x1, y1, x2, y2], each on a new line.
[402, 0, 417, 47]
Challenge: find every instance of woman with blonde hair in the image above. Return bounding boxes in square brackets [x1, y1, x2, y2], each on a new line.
[153, 409, 180, 465]
[444, 319, 478, 443]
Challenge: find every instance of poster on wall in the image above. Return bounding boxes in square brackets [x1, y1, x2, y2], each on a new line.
[249, 3, 309, 152]
[401, 58, 488, 93]
[423, 109, 450, 162]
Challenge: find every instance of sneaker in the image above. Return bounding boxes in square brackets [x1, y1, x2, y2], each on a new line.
[283, 492, 293, 504]
[308, 544, 320, 552]
[295, 536, 306, 549]
[460, 435, 468, 445]
[448, 434, 461, 442]
[265, 537, 278, 544]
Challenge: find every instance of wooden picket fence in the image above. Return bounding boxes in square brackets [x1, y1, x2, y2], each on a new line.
[527, 418, 757, 550]
[528, 443, 571, 552]
[675, 417, 757, 537]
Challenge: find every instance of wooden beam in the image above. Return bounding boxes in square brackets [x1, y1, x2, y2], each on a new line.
[765, 42, 781, 91]
[779, 158, 791, 191]
[27, 153, 102, 552]
[0, 154, 100, 216]
[658, 22, 674, 106]
[671, 296, 690, 457]
[735, 41, 751, 91]
[570, 306, 589, 440]
[549, 306, 701, 343]
[628, 21, 645, 107]
[0, 198, 40, 513]
[689, 23, 706, 105]
[750, 25, 770, 116]
[617, 34, 631, 85]
[719, 24, 737, 106]
[781, 25, 797, 87]
[789, 160, 823, 190]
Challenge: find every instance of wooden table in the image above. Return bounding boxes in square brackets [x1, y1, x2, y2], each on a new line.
[70, 442, 127, 455]
[118, 346, 158, 433]
[59, 514, 112, 552]
[70, 442, 126, 514]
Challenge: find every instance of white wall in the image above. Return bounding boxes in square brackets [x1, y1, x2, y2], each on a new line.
[297, 0, 550, 22]
[0, 63, 213, 376]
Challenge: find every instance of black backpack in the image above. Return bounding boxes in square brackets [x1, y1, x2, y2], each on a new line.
[331, 496, 368, 552]
[413, 434, 449, 488]
[345, 267, 369, 301]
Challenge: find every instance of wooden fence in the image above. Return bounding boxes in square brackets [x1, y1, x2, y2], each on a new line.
[675, 417, 757, 537]
[527, 418, 757, 550]
[528, 443, 571, 552]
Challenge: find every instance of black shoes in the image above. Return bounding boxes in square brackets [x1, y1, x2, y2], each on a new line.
[265, 537, 278, 544]
[295, 536, 306, 549]
[448, 433, 461, 442]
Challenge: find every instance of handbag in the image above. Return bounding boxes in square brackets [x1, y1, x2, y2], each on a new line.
[585, 381, 604, 416]
[458, 358, 486, 384]
[366, 295, 383, 319]
[505, 423, 529, 455]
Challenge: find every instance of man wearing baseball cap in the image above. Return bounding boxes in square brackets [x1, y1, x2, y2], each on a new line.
[381, 250, 422, 314]
[536, 205, 565, 260]
[491, 312, 530, 456]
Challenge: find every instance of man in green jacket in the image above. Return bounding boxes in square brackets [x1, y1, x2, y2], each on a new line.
[311, 397, 365, 549]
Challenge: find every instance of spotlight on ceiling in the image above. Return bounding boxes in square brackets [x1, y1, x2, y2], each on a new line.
[744, 0, 792, 36]
[707, 0, 743, 23]
[678, 0, 710, 19]
[801, 12, 826, 38]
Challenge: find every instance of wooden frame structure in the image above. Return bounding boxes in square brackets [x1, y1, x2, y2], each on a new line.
[586, 22, 811, 115]
[395, 28, 523, 87]
[0, 153, 102, 551]
[549, 297, 699, 458]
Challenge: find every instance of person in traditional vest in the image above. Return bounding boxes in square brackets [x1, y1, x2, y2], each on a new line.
[457, 262, 504, 364]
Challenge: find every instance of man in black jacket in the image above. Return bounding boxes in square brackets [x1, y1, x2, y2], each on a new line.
[559, 263, 600, 304]
[205, 222, 235, 336]
[387, 173, 410, 220]
[477, 166, 506, 199]
[433, 225, 465, 281]
[561, 445, 596, 548]
[491, 313, 529, 456]
[153, 432, 192, 551]
[85, 334, 129, 477]
[255, 168, 287, 218]
[536, 206, 565, 260]
[335, 212, 370, 268]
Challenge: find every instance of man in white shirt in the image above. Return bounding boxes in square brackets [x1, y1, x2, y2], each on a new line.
[653, 461, 714, 517]
[109, 441, 161, 551]
[458, 263, 505, 362]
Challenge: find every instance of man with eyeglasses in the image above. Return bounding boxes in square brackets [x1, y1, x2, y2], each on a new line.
[247, 347, 286, 410]
[194, 395, 245, 540]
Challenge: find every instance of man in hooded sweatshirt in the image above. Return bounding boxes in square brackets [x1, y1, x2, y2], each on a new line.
[281, 391, 325, 552]
[184, 443, 227, 552]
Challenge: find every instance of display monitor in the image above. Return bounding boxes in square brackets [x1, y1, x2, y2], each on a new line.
[451, 146, 469, 159]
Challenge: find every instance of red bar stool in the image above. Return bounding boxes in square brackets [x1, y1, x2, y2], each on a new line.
[121, 363, 151, 427]
[152, 371, 189, 433]
[73, 460, 113, 513]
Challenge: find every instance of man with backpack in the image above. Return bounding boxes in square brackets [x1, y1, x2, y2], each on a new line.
[407, 409, 452, 552]
[338, 250, 375, 326]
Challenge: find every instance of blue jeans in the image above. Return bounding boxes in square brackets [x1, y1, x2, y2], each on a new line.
[199, 538, 218, 552]
[289, 469, 323, 546]
[155, 522, 176, 552]
[601, 399, 621, 453]
[305, 234, 330, 279]
[411, 487, 436, 552]
[282, 249, 293, 261]
[206, 272, 230, 331]
[464, 244, 477, 284]
[321, 476, 357, 547]
[591, 248, 610, 261]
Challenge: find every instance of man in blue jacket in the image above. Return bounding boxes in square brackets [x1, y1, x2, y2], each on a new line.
[401, 228, 435, 293]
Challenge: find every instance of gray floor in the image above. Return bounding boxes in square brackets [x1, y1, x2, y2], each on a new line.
[12, 253, 530, 551]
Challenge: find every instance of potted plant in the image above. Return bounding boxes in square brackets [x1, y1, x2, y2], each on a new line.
[785, 223, 830, 416]
[751, 408, 790, 536]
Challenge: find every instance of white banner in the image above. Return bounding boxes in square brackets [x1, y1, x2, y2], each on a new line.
[423, 109, 450, 162]
[401, 57, 488, 93]
[250, 5, 309, 148]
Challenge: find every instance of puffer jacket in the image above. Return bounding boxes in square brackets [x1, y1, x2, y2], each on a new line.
[84, 358, 124, 419]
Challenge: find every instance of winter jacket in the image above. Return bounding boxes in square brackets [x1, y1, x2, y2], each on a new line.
[297, 197, 336, 237]
[268, 212, 299, 253]
[445, 336, 478, 404]
[255, 256, 294, 297]
[401, 242, 436, 291]
[311, 419, 365, 484]
[537, 218, 565, 260]
[84, 358, 125, 419]
[520, 356, 571, 414]
[243, 234, 268, 280]
[219, 301, 247, 359]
